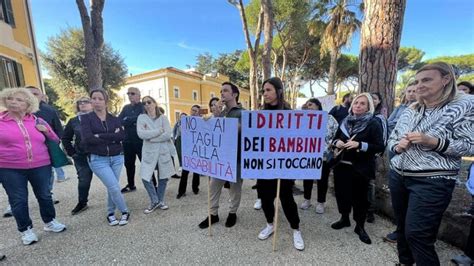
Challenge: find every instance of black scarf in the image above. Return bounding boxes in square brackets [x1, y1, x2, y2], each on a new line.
[341, 112, 373, 137]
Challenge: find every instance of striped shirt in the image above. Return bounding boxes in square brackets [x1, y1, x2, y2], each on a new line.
[388, 94, 474, 180]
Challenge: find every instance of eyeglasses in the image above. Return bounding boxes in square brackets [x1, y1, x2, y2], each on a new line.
[143, 101, 153, 105]
[127, 92, 136, 96]
[78, 100, 91, 105]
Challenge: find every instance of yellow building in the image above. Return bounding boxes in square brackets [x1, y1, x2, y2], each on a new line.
[0, 0, 42, 90]
[119, 67, 251, 125]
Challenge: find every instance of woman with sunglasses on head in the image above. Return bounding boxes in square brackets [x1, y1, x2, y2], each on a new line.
[81, 89, 130, 226]
[256, 77, 304, 251]
[300, 98, 338, 214]
[137, 96, 179, 214]
[389, 62, 474, 265]
[330, 93, 384, 245]
[62, 96, 94, 215]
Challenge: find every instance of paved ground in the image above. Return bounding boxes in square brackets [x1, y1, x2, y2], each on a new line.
[0, 164, 462, 264]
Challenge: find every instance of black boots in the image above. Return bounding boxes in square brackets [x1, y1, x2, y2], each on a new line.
[354, 224, 372, 244]
[198, 215, 219, 229]
[225, 213, 237, 228]
[331, 215, 351, 230]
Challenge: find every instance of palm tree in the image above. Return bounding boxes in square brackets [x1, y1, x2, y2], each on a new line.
[320, 0, 361, 95]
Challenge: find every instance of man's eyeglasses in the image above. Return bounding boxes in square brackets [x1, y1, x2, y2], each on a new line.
[78, 100, 91, 105]
[143, 101, 153, 105]
[127, 92, 136, 96]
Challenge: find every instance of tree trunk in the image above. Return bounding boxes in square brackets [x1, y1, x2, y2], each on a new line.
[359, 0, 406, 115]
[327, 50, 338, 95]
[229, 0, 263, 110]
[76, 0, 105, 92]
[309, 80, 315, 97]
[261, 0, 273, 81]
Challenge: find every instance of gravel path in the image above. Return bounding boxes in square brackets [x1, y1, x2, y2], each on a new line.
[0, 165, 462, 264]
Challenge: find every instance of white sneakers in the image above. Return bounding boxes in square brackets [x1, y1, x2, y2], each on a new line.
[316, 203, 325, 214]
[20, 219, 66, 245]
[258, 224, 305, 251]
[254, 199, 262, 210]
[21, 227, 38, 245]
[44, 219, 66, 233]
[293, 230, 305, 251]
[157, 202, 169, 210]
[107, 215, 119, 226]
[258, 224, 274, 240]
[300, 200, 311, 210]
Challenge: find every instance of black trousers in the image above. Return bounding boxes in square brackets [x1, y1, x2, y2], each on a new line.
[465, 218, 474, 259]
[303, 161, 330, 203]
[123, 142, 142, 188]
[178, 170, 200, 195]
[389, 170, 455, 266]
[124, 142, 156, 188]
[72, 154, 93, 204]
[333, 163, 369, 225]
[257, 179, 300, 229]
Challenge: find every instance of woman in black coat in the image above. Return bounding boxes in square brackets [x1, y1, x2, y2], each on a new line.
[256, 77, 304, 251]
[330, 93, 384, 245]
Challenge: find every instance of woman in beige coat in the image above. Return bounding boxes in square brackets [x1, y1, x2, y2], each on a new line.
[137, 96, 179, 214]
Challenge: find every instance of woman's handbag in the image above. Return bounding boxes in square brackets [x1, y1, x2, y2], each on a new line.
[35, 117, 72, 168]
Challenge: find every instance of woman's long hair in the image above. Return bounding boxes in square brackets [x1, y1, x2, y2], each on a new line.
[142, 96, 162, 117]
[262, 77, 291, 110]
[413, 62, 457, 109]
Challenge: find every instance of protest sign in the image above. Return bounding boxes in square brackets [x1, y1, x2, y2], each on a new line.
[317, 94, 336, 111]
[181, 116, 238, 182]
[241, 110, 327, 180]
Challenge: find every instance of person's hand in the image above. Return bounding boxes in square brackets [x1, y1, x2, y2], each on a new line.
[405, 132, 438, 149]
[343, 140, 359, 150]
[395, 137, 411, 153]
[335, 140, 345, 149]
[35, 124, 48, 133]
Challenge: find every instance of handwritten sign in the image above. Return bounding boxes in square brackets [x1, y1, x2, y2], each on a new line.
[181, 116, 238, 182]
[241, 110, 328, 180]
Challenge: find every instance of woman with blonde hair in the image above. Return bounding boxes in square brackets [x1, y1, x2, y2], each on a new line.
[330, 92, 384, 245]
[389, 62, 473, 265]
[137, 96, 179, 214]
[0, 87, 66, 245]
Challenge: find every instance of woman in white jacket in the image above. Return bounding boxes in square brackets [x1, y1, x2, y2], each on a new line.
[137, 96, 179, 214]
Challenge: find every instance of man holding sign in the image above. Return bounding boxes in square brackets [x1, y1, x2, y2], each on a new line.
[198, 82, 244, 229]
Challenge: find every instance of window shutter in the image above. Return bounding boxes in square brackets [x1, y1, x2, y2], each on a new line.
[15, 62, 25, 86]
[0, 59, 8, 90]
[5, 0, 14, 27]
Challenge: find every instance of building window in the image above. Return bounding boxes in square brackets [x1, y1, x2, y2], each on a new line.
[0, 0, 15, 27]
[192, 90, 198, 101]
[173, 87, 180, 98]
[175, 111, 181, 124]
[0, 56, 24, 89]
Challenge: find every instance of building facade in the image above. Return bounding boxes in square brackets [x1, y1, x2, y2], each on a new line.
[119, 67, 250, 125]
[0, 0, 42, 90]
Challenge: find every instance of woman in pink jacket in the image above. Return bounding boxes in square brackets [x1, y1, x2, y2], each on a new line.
[0, 88, 66, 246]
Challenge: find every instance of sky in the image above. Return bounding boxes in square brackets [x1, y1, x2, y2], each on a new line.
[31, 0, 474, 95]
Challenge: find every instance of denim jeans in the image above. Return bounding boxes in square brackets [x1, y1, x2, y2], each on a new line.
[88, 154, 128, 214]
[143, 178, 168, 205]
[54, 167, 65, 181]
[389, 170, 455, 265]
[0, 165, 56, 232]
[72, 154, 93, 204]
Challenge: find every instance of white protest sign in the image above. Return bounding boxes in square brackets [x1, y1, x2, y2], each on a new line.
[241, 110, 328, 180]
[317, 94, 336, 111]
[181, 116, 238, 182]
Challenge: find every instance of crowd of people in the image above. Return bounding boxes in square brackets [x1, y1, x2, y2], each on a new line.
[0, 62, 473, 264]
